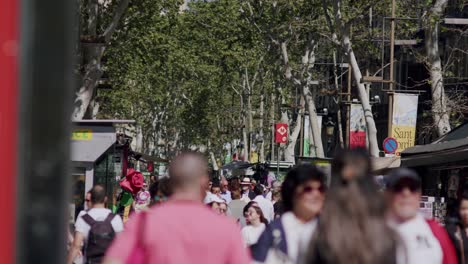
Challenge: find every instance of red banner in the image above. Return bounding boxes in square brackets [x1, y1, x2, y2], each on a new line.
[0, 0, 18, 262]
[350, 131, 366, 149]
[275, 123, 288, 144]
[349, 104, 367, 149]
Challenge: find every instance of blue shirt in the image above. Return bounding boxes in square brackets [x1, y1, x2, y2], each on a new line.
[220, 190, 232, 204]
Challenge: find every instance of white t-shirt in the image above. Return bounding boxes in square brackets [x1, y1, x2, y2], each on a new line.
[253, 195, 274, 223]
[75, 208, 124, 240]
[390, 214, 443, 264]
[241, 223, 266, 246]
[281, 212, 318, 263]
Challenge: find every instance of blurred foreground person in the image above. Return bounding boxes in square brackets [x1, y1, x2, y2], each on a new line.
[148, 177, 172, 206]
[447, 192, 468, 264]
[242, 202, 268, 246]
[68, 185, 124, 264]
[386, 168, 457, 264]
[103, 152, 250, 264]
[307, 148, 398, 264]
[251, 164, 326, 263]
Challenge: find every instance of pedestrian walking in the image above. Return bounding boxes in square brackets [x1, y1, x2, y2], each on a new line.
[447, 191, 468, 264]
[211, 181, 222, 197]
[204, 192, 227, 215]
[272, 190, 284, 219]
[251, 164, 326, 263]
[241, 202, 267, 247]
[67, 185, 124, 264]
[103, 152, 250, 264]
[241, 177, 256, 201]
[253, 184, 274, 223]
[148, 177, 172, 206]
[306, 148, 399, 264]
[220, 177, 232, 204]
[266, 180, 281, 201]
[228, 182, 247, 227]
[386, 168, 457, 264]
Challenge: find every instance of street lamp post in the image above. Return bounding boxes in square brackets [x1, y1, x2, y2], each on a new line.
[325, 117, 335, 156]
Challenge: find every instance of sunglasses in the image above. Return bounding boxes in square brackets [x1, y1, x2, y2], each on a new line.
[391, 184, 420, 193]
[301, 185, 325, 194]
[153, 196, 168, 202]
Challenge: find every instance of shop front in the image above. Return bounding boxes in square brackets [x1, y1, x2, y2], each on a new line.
[401, 122, 468, 223]
[70, 120, 134, 221]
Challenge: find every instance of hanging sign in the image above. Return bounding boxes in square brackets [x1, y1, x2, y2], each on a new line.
[391, 93, 418, 154]
[349, 104, 367, 148]
[275, 123, 288, 144]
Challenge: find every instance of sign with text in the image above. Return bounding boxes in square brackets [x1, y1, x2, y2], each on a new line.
[391, 93, 418, 154]
[350, 104, 367, 148]
[275, 123, 288, 144]
[72, 129, 93, 140]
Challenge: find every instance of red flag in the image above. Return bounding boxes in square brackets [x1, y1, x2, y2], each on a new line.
[275, 123, 288, 144]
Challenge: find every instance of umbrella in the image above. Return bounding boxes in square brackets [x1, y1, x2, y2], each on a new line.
[221, 160, 252, 171]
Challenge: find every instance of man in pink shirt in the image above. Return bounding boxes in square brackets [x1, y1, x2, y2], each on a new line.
[103, 152, 250, 264]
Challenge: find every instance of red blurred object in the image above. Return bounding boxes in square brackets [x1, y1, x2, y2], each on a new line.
[275, 123, 288, 144]
[350, 131, 366, 149]
[147, 162, 154, 172]
[0, 0, 18, 262]
[120, 168, 144, 195]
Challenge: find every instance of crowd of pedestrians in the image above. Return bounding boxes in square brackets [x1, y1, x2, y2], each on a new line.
[67, 149, 468, 264]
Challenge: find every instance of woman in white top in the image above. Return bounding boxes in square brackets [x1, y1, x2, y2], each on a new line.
[241, 201, 268, 246]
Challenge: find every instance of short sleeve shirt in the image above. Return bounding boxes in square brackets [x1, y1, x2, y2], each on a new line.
[106, 200, 251, 264]
[75, 208, 124, 240]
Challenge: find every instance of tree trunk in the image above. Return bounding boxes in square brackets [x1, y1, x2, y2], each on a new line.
[304, 87, 325, 158]
[135, 125, 143, 153]
[259, 92, 265, 162]
[333, 52, 345, 149]
[247, 87, 253, 161]
[330, 0, 379, 156]
[270, 93, 276, 161]
[242, 119, 249, 162]
[425, 0, 451, 136]
[283, 97, 304, 163]
[342, 33, 380, 157]
[73, 0, 130, 120]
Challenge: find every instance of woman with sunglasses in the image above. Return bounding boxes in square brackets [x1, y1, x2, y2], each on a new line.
[251, 164, 326, 263]
[306, 148, 400, 264]
[241, 202, 268, 246]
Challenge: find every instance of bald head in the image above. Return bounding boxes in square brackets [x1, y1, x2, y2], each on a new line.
[169, 152, 209, 190]
[90, 185, 106, 204]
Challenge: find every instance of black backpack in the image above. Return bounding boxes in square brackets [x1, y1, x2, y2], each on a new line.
[82, 213, 116, 264]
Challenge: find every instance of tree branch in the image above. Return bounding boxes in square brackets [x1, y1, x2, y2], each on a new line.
[102, 0, 131, 42]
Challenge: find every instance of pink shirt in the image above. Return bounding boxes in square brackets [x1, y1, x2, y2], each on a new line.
[106, 200, 251, 264]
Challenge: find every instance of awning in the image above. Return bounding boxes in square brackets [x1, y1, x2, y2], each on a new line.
[71, 125, 116, 163]
[372, 157, 401, 172]
[131, 151, 169, 163]
[401, 122, 468, 167]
